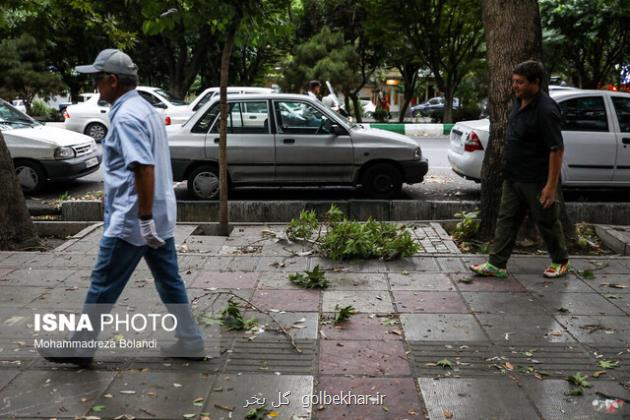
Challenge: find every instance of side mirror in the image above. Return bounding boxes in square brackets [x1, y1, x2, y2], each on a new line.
[331, 123, 347, 136]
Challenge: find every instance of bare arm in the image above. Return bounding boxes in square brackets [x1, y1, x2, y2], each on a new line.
[540, 148, 563, 208]
[134, 164, 155, 217]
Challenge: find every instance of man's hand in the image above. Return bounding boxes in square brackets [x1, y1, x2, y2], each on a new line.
[539, 185, 556, 209]
[139, 219, 165, 249]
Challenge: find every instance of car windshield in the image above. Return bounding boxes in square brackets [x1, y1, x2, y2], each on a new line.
[0, 101, 40, 129]
[154, 89, 188, 106]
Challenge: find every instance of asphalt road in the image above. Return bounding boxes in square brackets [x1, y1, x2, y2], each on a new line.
[25, 137, 629, 204]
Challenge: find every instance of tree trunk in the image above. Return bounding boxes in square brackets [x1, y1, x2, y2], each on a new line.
[478, 0, 544, 239]
[350, 93, 362, 123]
[218, 24, 239, 237]
[0, 132, 39, 250]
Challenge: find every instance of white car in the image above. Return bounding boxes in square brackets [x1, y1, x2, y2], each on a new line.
[11, 99, 27, 114]
[188, 86, 273, 113]
[64, 86, 190, 141]
[448, 89, 630, 186]
[1, 98, 101, 194]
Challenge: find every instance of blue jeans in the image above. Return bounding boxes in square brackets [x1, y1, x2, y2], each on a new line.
[78, 236, 202, 343]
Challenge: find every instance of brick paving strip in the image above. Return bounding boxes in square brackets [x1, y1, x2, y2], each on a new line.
[0, 223, 628, 419]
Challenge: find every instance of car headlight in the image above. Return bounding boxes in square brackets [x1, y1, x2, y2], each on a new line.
[413, 147, 422, 160]
[54, 146, 75, 159]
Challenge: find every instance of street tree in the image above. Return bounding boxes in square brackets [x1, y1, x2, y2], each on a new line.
[540, 0, 630, 89]
[0, 133, 39, 250]
[390, 0, 483, 122]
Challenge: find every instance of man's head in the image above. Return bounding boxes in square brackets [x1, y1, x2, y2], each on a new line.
[75, 49, 139, 104]
[512, 60, 544, 99]
[308, 80, 321, 95]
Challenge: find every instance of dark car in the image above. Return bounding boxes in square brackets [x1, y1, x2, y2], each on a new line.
[410, 96, 460, 121]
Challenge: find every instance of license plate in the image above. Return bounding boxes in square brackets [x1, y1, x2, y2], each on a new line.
[85, 157, 98, 168]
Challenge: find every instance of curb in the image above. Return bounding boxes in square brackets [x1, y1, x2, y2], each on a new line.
[57, 199, 630, 225]
[367, 123, 454, 137]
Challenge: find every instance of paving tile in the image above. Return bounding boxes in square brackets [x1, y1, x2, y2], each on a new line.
[322, 291, 393, 313]
[2, 269, 73, 287]
[385, 257, 440, 272]
[515, 273, 594, 293]
[393, 291, 468, 313]
[316, 376, 422, 419]
[401, 314, 487, 341]
[190, 288, 255, 313]
[477, 314, 576, 343]
[191, 271, 259, 289]
[243, 311, 319, 340]
[388, 272, 454, 291]
[451, 272, 527, 292]
[203, 256, 235, 271]
[308, 258, 386, 273]
[521, 378, 630, 419]
[252, 289, 320, 312]
[208, 374, 312, 419]
[461, 291, 542, 314]
[0, 253, 41, 268]
[535, 292, 626, 316]
[435, 257, 467, 272]
[0, 369, 19, 392]
[324, 272, 389, 291]
[0, 370, 116, 418]
[555, 315, 630, 345]
[91, 371, 214, 419]
[319, 340, 410, 376]
[587, 273, 630, 294]
[570, 258, 629, 274]
[256, 256, 308, 272]
[319, 314, 402, 341]
[258, 271, 305, 289]
[0, 286, 45, 306]
[0, 268, 14, 279]
[507, 256, 553, 274]
[418, 377, 539, 419]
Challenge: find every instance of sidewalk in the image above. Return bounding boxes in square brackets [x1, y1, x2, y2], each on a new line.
[0, 223, 629, 419]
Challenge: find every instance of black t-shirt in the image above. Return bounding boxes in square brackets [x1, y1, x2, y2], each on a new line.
[503, 91, 564, 183]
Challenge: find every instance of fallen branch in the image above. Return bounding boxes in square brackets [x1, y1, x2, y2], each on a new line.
[191, 291, 302, 353]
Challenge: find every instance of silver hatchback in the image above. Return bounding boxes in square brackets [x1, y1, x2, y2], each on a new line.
[167, 93, 429, 199]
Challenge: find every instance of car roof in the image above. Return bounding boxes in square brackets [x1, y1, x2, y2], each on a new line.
[551, 89, 630, 99]
[207, 93, 314, 102]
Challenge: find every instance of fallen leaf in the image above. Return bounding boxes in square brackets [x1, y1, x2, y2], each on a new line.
[443, 409, 454, 418]
[504, 362, 514, 371]
[593, 370, 607, 378]
[119, 390, 136, 395]
[103, 393, 113, 399]
[173, 383, 183, 388]
[182, 414, 195, 419]
[549, 331, 563, 336]
[91, 405, 105, 413]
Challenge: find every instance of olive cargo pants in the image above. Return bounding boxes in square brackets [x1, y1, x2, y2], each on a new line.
[488, 180, 569, 269]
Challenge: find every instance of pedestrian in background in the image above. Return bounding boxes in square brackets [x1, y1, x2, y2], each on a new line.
[307, 80, 321, 101]
[470, 60, 570, 279]
[39, 49, 204, 367]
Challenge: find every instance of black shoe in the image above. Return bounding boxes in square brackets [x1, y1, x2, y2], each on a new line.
[160, 339, 205, 361]
[38, 347, 93, 368]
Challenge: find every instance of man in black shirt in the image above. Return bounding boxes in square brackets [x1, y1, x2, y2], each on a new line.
[470, 60, 569, 278]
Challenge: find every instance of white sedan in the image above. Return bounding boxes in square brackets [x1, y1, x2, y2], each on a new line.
[64, 86, 191, 141]
[448, 89, 630, 186]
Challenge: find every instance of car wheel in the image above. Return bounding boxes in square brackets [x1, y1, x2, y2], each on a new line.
[188, 165, 220, 200]
[14, 160, 46, 195]
[85, 122, 108, 142]
[361, 163, 403, 199]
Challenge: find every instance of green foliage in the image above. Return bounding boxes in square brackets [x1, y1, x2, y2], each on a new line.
[289, 265, 329, 289]
[245, 405, 272, 420]
[333, 304, 357, 324]
[221, 298, 258, 331]
[436, 358, 454, 369]
[287, 209, 318, 240]
[372, 107, 389, 122]
[29, 100, 56, 120]
[452, 210, 480, 241]
[597, 360, 619, 370]
[567, 372, 591, 388]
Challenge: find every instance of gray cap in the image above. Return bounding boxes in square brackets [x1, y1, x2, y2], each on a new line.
[75, 49, 138, 76]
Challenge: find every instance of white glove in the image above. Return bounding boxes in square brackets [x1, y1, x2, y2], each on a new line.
[139, 219, 165, 249]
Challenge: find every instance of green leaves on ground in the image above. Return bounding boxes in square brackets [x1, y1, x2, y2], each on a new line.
[245, 405, 277, 419]
[286, 205, 419, 260]
[597, 360, 619, 369]
[436, 359, 454, 369]
[289, 265, 329, 289]
[452, 210, 480, 241]
[567, 372, 591, 395]
[333, 305, 357, 324]
[221, 298, 258, 331]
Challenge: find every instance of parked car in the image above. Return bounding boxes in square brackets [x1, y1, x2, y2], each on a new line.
[11, 99, 27, 114]
[360, 99, 376, 118]
[410, 96, 460, 121]
[167, 93, 428, 199]
[64, 86, 190, 141]
[0, 98, 101, 194]
[188, 86, 273, 113]
[447, 89, 630, 186]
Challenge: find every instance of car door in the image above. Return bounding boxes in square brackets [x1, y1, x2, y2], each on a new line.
[610, 96, 630, 183]
[558, 95, 616, 183]
[273, 99, 354, 183]
[206, 100, 275, 183]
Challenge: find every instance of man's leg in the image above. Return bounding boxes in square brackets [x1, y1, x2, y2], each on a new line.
[487, 181, 528, 268]
[525, 184, 569, 276]
[144, 238, 203, 347]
